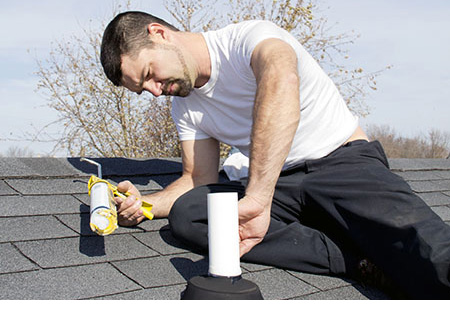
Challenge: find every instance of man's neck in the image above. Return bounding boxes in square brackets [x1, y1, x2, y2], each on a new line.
[178, 32, 211, 88]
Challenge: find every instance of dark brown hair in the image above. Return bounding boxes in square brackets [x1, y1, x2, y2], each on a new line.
[100, 11, 178, 86]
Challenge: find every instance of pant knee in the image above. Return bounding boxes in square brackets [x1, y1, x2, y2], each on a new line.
[168, 188, 209, 250]
[169, 183, 246, 251]
[168, 194, 193, 242]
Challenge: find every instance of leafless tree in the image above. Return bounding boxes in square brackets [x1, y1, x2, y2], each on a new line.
[366, 124, 450, 158]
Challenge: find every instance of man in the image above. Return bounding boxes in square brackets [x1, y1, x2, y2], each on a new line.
[100, 11, 450, 298]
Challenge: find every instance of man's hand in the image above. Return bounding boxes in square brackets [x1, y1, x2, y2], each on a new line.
[115, 180, 146, 226]
[238, 195, 271, 257]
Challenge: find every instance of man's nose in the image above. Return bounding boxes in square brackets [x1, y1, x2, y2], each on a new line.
[143, 80, 162, 97]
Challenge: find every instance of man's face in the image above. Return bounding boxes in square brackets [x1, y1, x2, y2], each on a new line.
[120, 43, 194, 97]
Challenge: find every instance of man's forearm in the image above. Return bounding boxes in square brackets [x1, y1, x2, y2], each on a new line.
[142, 174, 203, 218]
[246, 40, 300, 204]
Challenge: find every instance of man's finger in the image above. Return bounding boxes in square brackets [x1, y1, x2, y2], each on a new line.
[117, 180, 133, 193]
[239, 239, 256, 257]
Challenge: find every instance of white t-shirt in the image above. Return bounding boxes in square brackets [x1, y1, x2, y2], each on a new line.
[171, 20, 358, 169]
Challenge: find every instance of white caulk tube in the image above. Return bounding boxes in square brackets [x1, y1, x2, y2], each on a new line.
[207, 192, 242, 278]
[90, 181, 113, 232]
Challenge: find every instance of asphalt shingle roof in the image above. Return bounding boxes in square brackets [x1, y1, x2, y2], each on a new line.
[1, 157, 449, 300]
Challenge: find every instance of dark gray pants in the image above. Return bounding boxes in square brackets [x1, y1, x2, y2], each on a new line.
[169, 140, 450, 299]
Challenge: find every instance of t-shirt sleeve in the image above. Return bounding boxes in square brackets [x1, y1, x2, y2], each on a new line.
[232, 20, 294, 80]
[238, 21, 292, 66]
[171, 97, 211, 141]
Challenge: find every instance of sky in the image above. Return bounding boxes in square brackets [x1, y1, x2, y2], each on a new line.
[0, 0, 449, 156]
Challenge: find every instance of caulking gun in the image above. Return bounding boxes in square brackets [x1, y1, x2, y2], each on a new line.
[80, 158, 153, 236]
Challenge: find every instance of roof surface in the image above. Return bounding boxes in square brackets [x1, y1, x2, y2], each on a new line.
[1, 157, 449, 300]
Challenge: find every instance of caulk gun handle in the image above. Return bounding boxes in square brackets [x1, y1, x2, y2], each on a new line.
[114, 190, 154, 220]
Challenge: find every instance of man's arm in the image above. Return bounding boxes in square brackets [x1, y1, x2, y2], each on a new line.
[116, 138, 220, 226]
[239, 38, 300, 256]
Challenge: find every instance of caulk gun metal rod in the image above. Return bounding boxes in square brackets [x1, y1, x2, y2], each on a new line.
[80, 157, 102, 179]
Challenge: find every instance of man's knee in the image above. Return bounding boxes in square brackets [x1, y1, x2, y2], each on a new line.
[168, 183, 246, 250]
[168, 187, 209, 249]
[169, 193, 194, 242]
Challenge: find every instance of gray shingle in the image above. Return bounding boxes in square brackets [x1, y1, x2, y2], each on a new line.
[56, 213, 95, 236]
[133, 229, 190, 255]
[108, 175, 177, 191]
[1, 195, 83, 217]
[1, 158, 81, 178]
[6, 178, 87, 195]
[287, 270, 355, 291]
[0, 243, 39, 274]
[15, 234, 159, 268]
[240, 262, 274, 272]
[418, 192, 450, 206]
[72, 193, 90, 208]
[389, 159, 450, 171]
[436, 171, 450, 179]
[0, 263, 141, 299]
[136, 218, 171, 232]
[242, 268, 318, 300]
[294, 284, 389, 300]
[0, 180, 18, 195]
[0, 158, 37, 178]
[394, 171, 442, 182]
[112, 253, 209, 288]
[94, 285, 186, 300]
[21, 158, 83, 177]
[0, 216, 78, 242]
[409, 180, 450, 193]
[432, 206, 450, 222]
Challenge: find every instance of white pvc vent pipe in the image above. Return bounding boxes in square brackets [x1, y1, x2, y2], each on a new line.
[207, 192, 242, 278]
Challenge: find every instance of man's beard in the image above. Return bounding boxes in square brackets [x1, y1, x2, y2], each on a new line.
[163, 78, 193, 97]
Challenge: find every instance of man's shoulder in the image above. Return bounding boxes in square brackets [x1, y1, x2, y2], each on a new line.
[206, 20, 283, 53]
[210, 20, 278, 36]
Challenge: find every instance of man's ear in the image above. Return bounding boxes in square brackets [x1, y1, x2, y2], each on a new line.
[147, 23, 168, 40]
